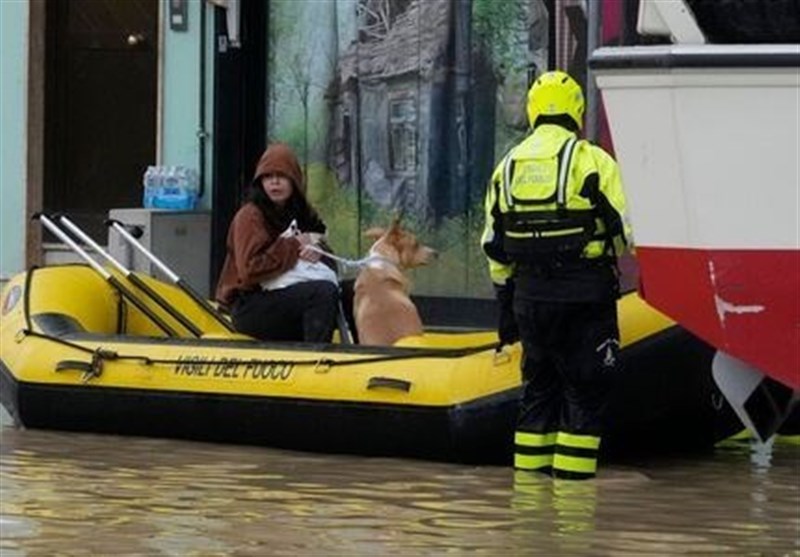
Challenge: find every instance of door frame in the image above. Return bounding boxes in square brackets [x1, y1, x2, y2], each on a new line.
[210, 0, 267, 290]
[26, 0, 46, 268]
[25, 0, 163, 266]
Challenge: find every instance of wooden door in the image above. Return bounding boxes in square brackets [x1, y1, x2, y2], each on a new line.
[45, 0, 158, 241]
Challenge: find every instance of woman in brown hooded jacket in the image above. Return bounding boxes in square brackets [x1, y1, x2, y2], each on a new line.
[215, 143, 340, 342]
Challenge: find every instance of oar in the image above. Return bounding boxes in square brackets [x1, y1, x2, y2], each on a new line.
[106, 218, 236, 332]
[57, 214, 203, 338]
[33, 213, 179, 338]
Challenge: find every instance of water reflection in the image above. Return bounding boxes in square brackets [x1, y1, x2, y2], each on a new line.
[1, 416, 798, 556]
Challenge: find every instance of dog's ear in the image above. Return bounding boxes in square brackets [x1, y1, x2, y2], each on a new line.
[364, 227, 386, 241]
[388, 215, 403, 237]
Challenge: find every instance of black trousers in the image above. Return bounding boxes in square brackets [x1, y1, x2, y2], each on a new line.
[231, 280, 340, 343]
[514, 299, 619, 439]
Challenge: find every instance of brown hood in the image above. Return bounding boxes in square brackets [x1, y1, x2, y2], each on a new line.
[252, 143, 304, 193]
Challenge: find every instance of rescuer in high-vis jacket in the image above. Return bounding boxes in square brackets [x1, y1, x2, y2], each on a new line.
[482, 70, 631, 480]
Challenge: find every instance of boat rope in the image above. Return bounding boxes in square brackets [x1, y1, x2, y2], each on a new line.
[17, 329, 502, 369]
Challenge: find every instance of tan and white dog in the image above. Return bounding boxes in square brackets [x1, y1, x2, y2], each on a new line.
[353, 219, 437, 346]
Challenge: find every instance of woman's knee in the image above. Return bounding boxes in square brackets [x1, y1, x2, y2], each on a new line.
[310, 281, 340, 306]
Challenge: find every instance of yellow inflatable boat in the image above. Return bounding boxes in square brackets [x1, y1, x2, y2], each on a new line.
[0, 264, 740, 463]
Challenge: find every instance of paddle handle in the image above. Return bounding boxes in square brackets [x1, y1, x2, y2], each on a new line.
[34, 214, 179, 338]
[107, 218, 235, 332]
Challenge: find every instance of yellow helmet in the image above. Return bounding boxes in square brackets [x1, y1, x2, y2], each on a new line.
[526, 71, 585, 130]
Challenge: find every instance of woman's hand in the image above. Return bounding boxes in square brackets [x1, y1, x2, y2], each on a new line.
[296, 233, 322, 262]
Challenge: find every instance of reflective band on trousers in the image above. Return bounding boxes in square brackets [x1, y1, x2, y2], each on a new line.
[553, 432, 601, 475]
[515, 453, 553, 470]
[514, 431, 557, 471]
[553, 453, 597, 475]
[515, 431, 557, 447]
[557, 432, 601, 450]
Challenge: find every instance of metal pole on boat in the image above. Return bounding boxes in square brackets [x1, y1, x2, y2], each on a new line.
[33, 214, 180, 338]
[57, 215, 204, 338]
[107, 219, 236, 332]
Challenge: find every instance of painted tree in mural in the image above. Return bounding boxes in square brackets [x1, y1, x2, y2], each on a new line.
[269, 0, 338, 172]
[473, 0, 549, 151]
[288, 50, 312, 175]
[357, 0, 414, 41]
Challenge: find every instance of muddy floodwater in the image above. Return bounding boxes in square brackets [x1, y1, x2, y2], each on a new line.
[1, 408, 798, 556]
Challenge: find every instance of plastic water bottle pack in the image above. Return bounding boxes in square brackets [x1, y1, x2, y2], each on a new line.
[142, 166, 199, 210]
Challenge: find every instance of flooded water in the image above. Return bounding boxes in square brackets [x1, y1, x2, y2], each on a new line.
[1, 407, 798, 556]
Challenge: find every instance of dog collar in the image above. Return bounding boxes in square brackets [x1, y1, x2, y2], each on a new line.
[365, 250, 399, 270]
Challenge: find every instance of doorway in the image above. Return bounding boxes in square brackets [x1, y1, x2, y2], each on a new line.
[44, 0, 158, 242]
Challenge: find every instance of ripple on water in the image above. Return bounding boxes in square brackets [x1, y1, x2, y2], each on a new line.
[0, 425, 798, 555]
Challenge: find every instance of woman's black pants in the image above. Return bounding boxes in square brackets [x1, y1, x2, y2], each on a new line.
[231, 280, 339, 342]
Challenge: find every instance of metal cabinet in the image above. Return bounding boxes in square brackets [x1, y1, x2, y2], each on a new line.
[108, 208, 212, 296]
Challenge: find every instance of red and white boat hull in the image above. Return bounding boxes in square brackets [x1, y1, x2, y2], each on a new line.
[592, 44, 800, 391]
[638, 247, 798, 390]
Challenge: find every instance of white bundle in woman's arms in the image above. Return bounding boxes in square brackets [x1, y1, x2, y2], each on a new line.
[260, 220, 338, 291]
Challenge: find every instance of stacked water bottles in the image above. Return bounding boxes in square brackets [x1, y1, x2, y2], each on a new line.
[142, 166, 199, 210]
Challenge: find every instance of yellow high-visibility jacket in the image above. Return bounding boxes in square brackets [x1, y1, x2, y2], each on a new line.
[481, 124, 632, 285]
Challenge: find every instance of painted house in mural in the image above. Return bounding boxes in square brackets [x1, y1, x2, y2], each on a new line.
[329, 0, 497, 220]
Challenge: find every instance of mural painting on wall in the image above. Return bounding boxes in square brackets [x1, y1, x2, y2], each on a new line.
[268, 0, 549, 298]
